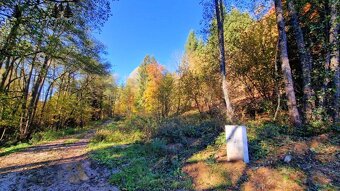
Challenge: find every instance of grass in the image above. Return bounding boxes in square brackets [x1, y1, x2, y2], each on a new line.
[64, 138, 79, 144]
[88, 115, 222, 191]
[183, 121, 340, 190]
[102, 144, 191, 190]
[0, 143, 31, 157]
[4, 115, 334, 190]
[88, 122, 193, 191]
[90, 116, 302, 190]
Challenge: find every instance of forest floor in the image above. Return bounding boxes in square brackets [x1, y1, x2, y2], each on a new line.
[0, 120, 118, 191]
[0, 118, 339, 191]
[87, 116, 340, 191]
[183, 132, 340, 191]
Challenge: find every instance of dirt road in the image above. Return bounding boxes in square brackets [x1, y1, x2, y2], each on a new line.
[0, 125, 118, 191]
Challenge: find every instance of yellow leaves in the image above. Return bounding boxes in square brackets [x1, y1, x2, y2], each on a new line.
[143, 62, 164, 114]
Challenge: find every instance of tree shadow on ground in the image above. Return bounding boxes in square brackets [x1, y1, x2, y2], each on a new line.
[0, 141, 88, 157]
[88, 113, 226, 190]
[0, 153, 116, 191]
[0, 125, 118, 191]
[181, 123, 339, 191]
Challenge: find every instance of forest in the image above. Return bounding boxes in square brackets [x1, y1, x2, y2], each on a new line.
[0, 0, 339, 191]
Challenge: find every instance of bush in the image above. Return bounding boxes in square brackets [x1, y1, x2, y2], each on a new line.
[31, 130, 64, 143]
[120, 115, 158, 140]
[91, 128, 143, 144]
[155, 116, 221, 147]
[146, 138, 168, 156]
[30, 127, 85, 143]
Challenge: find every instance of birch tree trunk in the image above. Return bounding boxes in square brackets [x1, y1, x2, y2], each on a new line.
[288, 1, 314, 123]
[329, 0, 339, 122]
[274, 0, 302, 127]
[214, 0, 234, 121]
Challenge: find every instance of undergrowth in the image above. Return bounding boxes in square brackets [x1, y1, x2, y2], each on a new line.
[89, 113, 222, 191]
[92, 115, 338, 190]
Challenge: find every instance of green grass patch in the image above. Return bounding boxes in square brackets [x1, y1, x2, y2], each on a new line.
[0, 127, 86, 157]
[64, 138, 79, 144]
[90, 141, 192, 191]
[89, 120, 197, 191]
[0, 143, 31, 157]
[31, 127, 88, 143]
[88, 117, 338, 191]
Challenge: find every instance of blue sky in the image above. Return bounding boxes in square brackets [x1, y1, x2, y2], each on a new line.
[93, 0, 204, 83]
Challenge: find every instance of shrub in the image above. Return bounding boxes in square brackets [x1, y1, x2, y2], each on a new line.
[155, 116, 221, 147]
[120, 115, 158, 140]
[146, 138, 168, 156]
[30, 127, 85, 143]
[91, 128, 143, 144]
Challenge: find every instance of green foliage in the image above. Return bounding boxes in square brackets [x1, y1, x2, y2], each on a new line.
[214, 132, 226, 146]
[0, 0, 114, 143]
[89, 120, 193, 191]
[185, 31, 199, 53]
[91, 128, 143, 144]
[89, 114, 223, 190]
[106, 142, 192, 191]
[31, 127, 87, 143]
[156, 115, 222, 147]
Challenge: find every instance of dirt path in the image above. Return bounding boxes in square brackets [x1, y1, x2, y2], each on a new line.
[0, 123, 118, 191]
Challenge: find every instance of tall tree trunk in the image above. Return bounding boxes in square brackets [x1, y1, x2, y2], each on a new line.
[329, 0, 339, 122]
[274, 38, 281, 121]
[19, 56, 51, 140]
[39, 69, 71, 123]
[274, 0, 302, 127]
[19, 53, 37, 140]
[0, 57, 16, 91]
[319, 1, 331, 120]
[288, 1, 314, 123]
[0, 17, 21, 70]
[193, 95, 203, 114]
[214, 0, 234, 121]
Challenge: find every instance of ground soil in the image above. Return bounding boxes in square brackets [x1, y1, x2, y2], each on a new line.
[0, 124, 118, 191]
[183, 133, 340, 191]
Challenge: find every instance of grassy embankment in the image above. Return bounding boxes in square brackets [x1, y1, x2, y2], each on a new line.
[89, 115, 339, 191]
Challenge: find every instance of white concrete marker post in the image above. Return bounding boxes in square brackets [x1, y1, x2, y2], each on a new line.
[225, 125, 249, 163]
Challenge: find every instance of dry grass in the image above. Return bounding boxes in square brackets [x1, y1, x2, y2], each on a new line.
[184, 146, 246, 190]
[182, 131, 339, 191]
[242, 167, 306, 191]
[183, 161, 246, 190]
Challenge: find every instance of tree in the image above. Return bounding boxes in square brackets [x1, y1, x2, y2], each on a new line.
[157, 73, 175, 117]
[214, 0, 234, 121]
[274, 0, 302, 127]
[136, 55, 157, 112]
[143, 61, 164, 117]
[0, 0, 112, 141]
[287, 0, 314, 123]
[329, 0, 339, 122]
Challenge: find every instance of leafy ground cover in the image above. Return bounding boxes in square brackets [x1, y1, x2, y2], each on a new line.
[89, 116, 339, 191]
[184, 122, 339, 191]
[89, 114, 222, 190]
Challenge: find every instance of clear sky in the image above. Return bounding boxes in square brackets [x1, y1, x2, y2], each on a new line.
[93, 0, 204, 83]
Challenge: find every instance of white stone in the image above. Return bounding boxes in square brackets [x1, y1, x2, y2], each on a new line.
[225, 125, 249, 163]
[284, 155, 292, 163]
